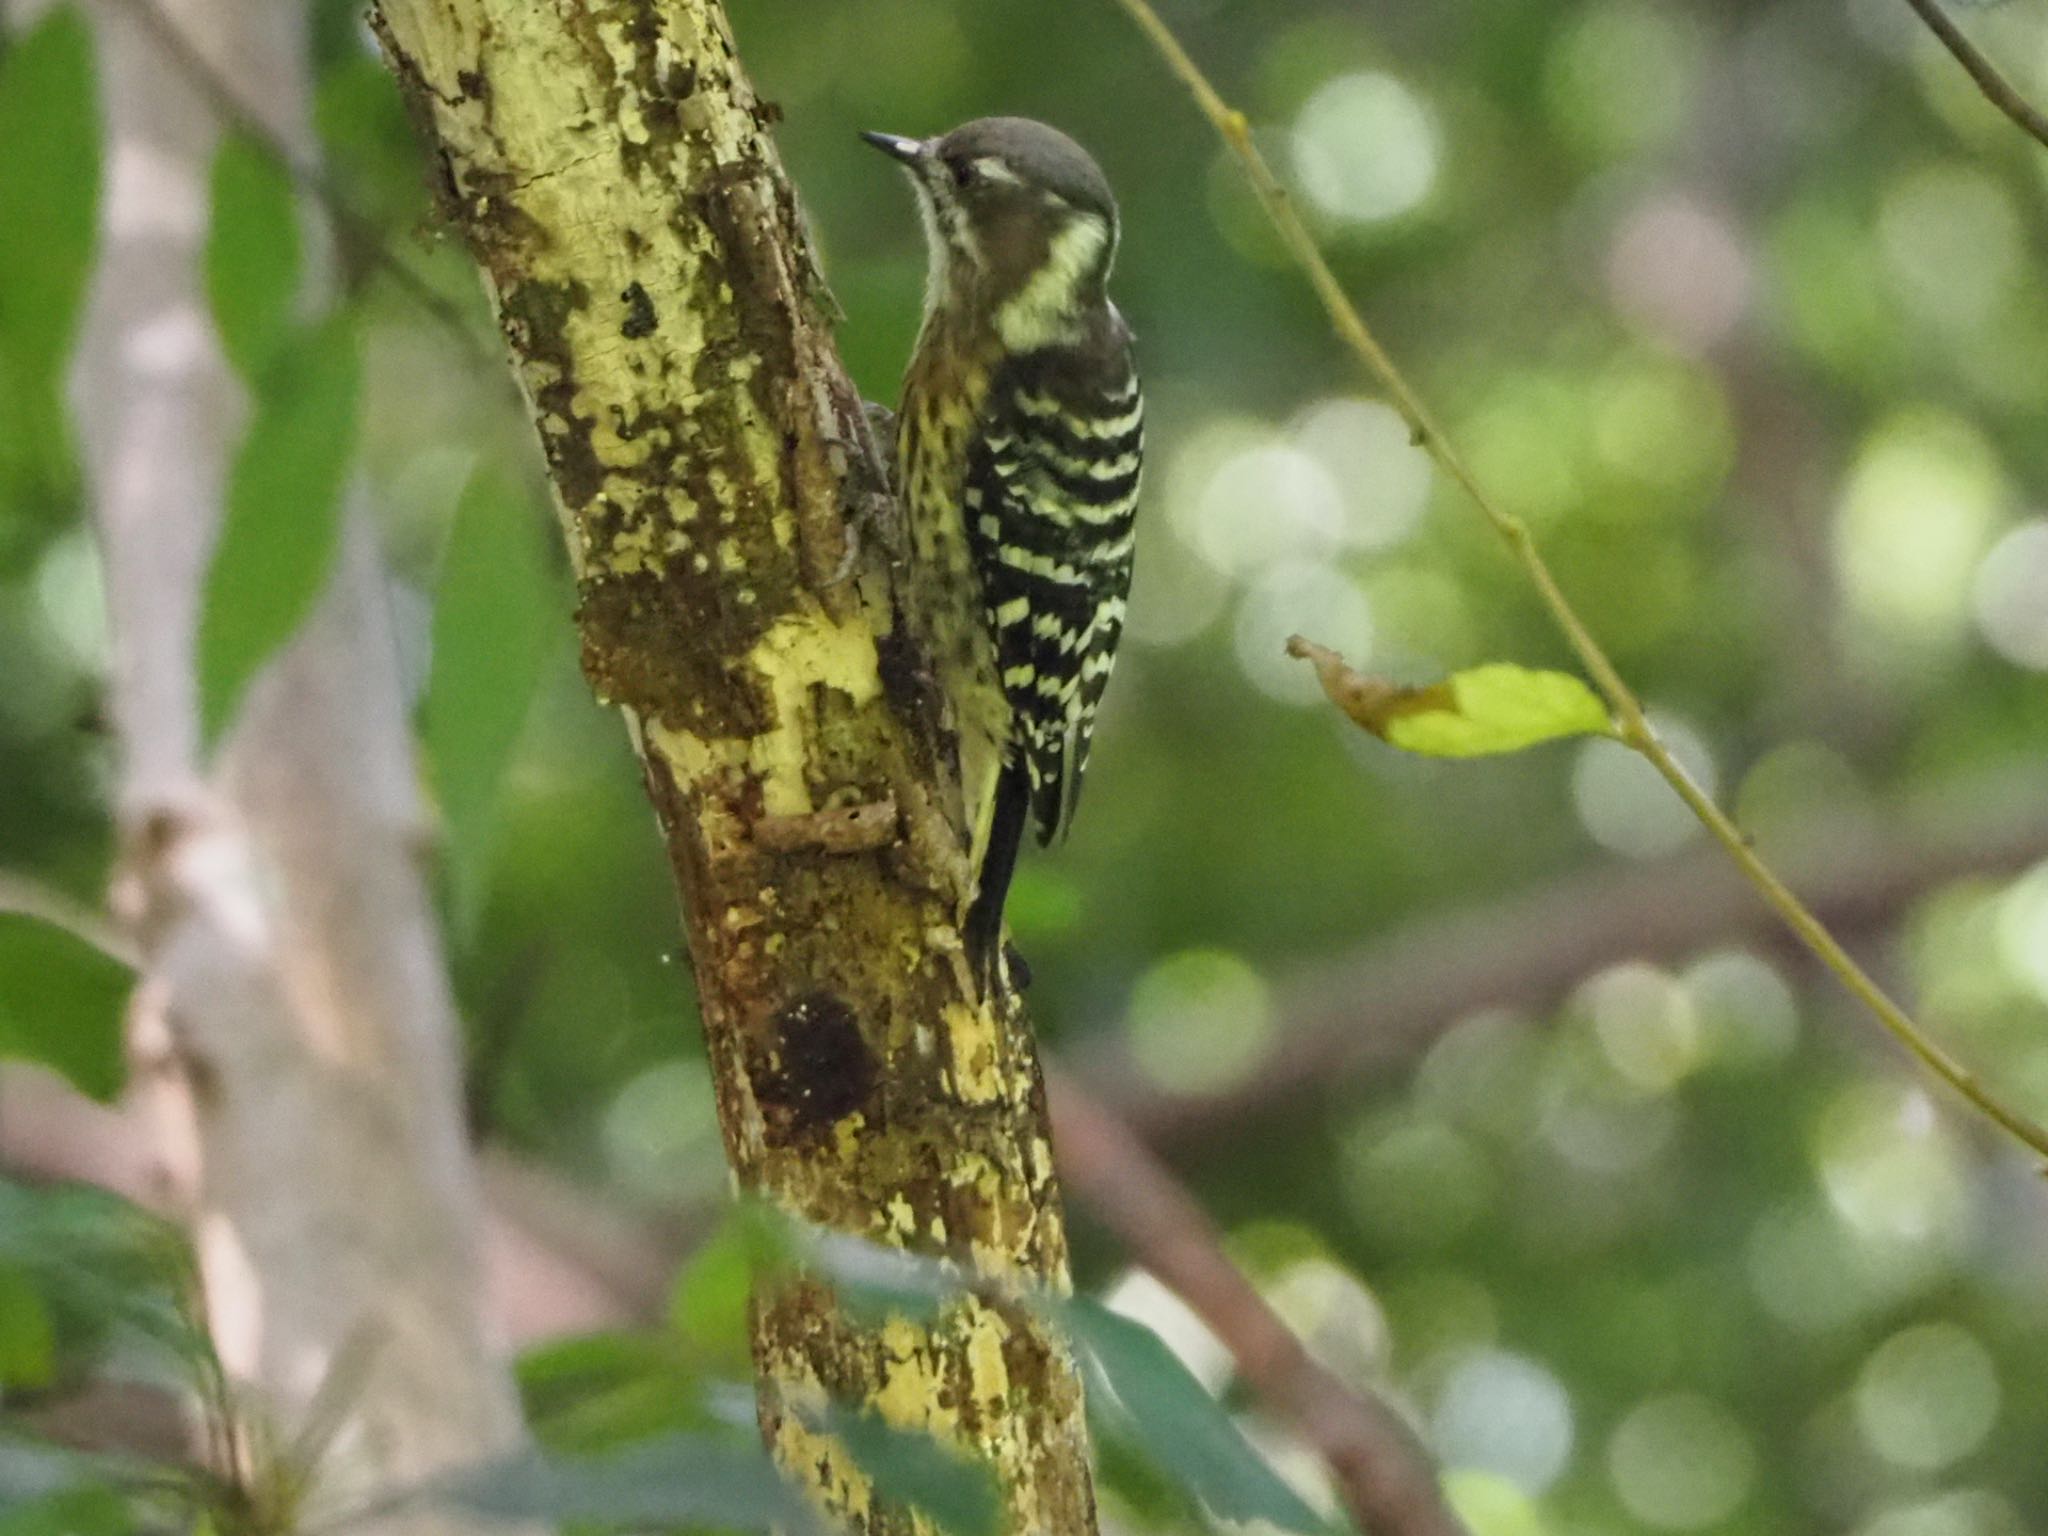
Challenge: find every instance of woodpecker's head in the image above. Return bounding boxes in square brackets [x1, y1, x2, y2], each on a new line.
[863, 116, 1119, 349]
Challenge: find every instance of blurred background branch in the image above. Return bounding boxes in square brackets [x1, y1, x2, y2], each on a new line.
[1051, 1071, 1469, 1536]
[53, 0, 526, 1523]
[1094, 764, 2048, 1146]
[102, 0, 485, 358]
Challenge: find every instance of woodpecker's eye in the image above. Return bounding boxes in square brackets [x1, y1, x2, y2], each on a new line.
[948, 157, 979, 189]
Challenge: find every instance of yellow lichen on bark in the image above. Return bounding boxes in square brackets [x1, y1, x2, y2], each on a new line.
[369, 1, 1099, 1532]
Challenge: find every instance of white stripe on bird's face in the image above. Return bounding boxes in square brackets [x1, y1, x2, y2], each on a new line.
[911, 170, 978, 319]
[993, 212, 1113, 351]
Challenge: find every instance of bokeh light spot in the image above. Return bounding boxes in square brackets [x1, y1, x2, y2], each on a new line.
[1588, 354, 1733, 495]
[1263, 1256, 1390, 1388]
[1813, 1081, 1973, 1250]
[33, 528, 108, 674]
[1878, 164, 2021, 336]
[602, 1058, 721, 1203]
[1746, 1200, 1866, 1333]
[1579, 962, 1702, 1095]
[1971, 519, 2048, 669]
[1606, 193, 1751, 353]
[1461, 373, 1584, 527]
[1855, 1489, 2025, 1536]
[1291, 397, 1435, 550]
[1835, 411, 2005, 653]
[1607, 1394, 1756, 1529]
[1125, 522, 1232, 649]
[1682, 949, 1799, 1068]
[1443, 1470, 1547, 1536]
[1234, 560, 1373, 705]
[1995, 861, 2048, 1002]
[1291, 72, 1439, 225]
[1365, 565, 1477, 669]
[1538, 1036, 1678, 1174]
[1343, 1114, 1493, 1251]
[1124, 948, 1274, 1096]
[1571, 714, 1715, 859]
[1545, 0, 1700, 159]
[1431, 1350, 1575, 1494]
[1854, 1322, 1999, 1472]
[1185, 435, 1345, 577]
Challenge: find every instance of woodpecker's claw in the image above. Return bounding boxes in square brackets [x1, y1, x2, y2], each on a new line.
[963, 894, 1033, 1001]
[861, 401, 900, 485]
[965, 891, 1004, 1001]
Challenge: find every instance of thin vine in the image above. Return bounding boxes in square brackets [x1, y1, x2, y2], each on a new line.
[1106, 0, 2048, 1162]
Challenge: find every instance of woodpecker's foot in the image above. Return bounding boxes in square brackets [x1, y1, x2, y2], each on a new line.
[967, 939, 1031, 1004]
[861, 401, 900, 490]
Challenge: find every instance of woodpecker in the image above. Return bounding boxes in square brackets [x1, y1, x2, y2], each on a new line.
[863, 117, 1142, 996]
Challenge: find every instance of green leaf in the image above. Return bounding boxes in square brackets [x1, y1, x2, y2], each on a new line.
[0, 1266, 55, 1389]
[516, 1331, 708, 1451]
[197, 313, 359, 746]
[825, 1407, 1000, 1536]
[0, 1438, 89, 1517]
[204, 134, 302, 381]
[0, 914, 130, 1101]
[0, 6, 98, 395]
[0, 1180, 204, 1373]
[668, 1215, 762, 1370]
[0, 1481, 132, 1536]
[421, 472, 561, 927]
[423, 1435, 820, 1533]
[0, 6, 99, 502]
[1291, 639, 1614, 759]
[1382, 665, 1613, 757]
[1063, 1297, 1329, 1535]
[799, 1224, 953, 1326]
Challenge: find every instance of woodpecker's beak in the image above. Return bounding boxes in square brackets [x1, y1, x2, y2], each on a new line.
[860, 130, 927, 167]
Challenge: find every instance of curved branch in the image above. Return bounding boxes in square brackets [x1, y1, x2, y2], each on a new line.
[1902, 0, 2048, 151]
[1051, 1071, 1470, 1536]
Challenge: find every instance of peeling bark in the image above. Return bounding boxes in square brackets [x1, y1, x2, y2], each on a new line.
[367, 3, 1098, 1533]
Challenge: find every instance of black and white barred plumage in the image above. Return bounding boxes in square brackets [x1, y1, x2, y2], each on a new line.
[968, 329, 1142, 844]
[866, 117, 1142, 993]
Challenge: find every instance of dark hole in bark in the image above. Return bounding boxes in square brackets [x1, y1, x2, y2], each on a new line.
[754, 989, 875, 1136]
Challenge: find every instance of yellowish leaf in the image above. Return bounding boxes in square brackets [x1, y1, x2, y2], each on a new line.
[1288, 638, 1614, 758]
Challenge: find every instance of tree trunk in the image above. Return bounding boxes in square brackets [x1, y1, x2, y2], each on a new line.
[367, 3, 1100, 1531]
[70, 0, 525, 1525]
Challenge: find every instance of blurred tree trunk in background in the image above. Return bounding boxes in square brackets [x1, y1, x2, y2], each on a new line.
[367, 2, 1100, 1531]
[69, 0, 524, 1524]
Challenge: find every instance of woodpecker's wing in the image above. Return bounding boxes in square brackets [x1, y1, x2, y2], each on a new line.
[963, 312, 1141, 848]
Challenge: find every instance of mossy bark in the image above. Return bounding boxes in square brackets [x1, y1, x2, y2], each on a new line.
[367, 4, 1099, 1532]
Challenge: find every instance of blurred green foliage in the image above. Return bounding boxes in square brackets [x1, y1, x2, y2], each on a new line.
[0, 916, 126, 1102]
[196, 312, 359, 745]
[0, 7, 96, 522]
[205, 134, 304, 384]
[6, 0, 2048, 1532]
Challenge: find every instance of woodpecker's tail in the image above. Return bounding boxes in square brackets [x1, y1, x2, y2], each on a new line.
[965, 756, 1032, 998]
